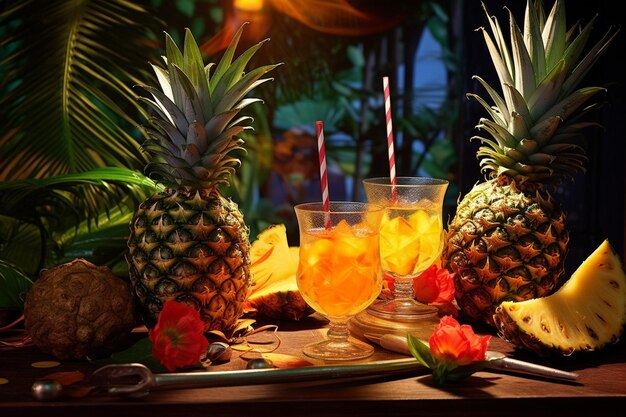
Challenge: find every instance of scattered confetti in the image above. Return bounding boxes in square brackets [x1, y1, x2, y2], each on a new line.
[260, 353, 314, 368]
[40, 371, 84, 386]
[65, 386, 96, 398]
[31, 361, 61, 369]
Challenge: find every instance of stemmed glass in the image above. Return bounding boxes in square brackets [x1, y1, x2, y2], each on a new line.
[294, 202, 384, 360]
[363, 177, 448, 321]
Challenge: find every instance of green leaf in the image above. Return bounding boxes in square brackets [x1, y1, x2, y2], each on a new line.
[440, 361, 490, 384]
[542, 0, 566, 73]
[1, 0, 162, 179]
[210, 23, 247, 93]
[523, 0, 546, 83]
[427, 15, 448, 46]
[175, 0, 195, 17]
[183, 29, 212, 117]
[0, 215, 42, 275]
[0, 167, 158, 229]
[101, 336, 205, 373]
[101, 337, 167, 373]
[407, 334, 435, 369]
[54, 216, 134, 267]
[209, 7, 223, 24]
[346, 45, 365, 68]
[507, 9, 535, 99]
[0, 260, 34, 310]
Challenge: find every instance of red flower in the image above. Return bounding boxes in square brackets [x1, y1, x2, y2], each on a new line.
[149, 301, 209, 372]
[429, 315, 491, 367]
[381, 264, 456, 308]
[413, 264, 455, 306]
[407, 315, 491, 384]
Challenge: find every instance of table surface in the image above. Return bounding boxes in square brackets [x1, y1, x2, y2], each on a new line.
[1, 314, 625, 417]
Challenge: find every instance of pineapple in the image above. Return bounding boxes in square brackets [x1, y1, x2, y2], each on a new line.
[442, 0, 617, 326]
[494, 240, 626, 356]
[246, 224, 314, 321]
[127, 25, 279, 332]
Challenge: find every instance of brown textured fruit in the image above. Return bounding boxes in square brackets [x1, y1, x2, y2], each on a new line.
[24, 259, 138, 360]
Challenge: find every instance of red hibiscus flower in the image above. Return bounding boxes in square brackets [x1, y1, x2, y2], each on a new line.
[429, 315, 491, 366]
[413, 264, 455, 306]
[149, 301, 209, 372]
[381, 264, 457, 314]
[407, 315, 491, 384]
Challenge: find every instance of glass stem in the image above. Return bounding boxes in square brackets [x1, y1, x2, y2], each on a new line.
[326, 320, 350, 345]
[393, 277, 415, 302]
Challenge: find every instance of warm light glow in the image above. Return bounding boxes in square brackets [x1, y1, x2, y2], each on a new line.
[234, 0, 264, 12]
[268, 0, 403, 36]
[201, 0, 404, 57]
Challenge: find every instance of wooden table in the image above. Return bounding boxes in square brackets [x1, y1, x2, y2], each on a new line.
[1, 315, 625, 417]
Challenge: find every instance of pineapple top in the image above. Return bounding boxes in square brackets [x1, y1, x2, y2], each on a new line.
[471, 0, 618, 186]
[138, 24, 280, 191]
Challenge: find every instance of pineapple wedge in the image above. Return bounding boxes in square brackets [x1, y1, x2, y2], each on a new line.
[246, 225, 314, 321]
[494, 240, 626, 356]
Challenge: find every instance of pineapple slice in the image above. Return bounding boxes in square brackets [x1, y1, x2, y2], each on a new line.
[494, 240, 626, 356]
[246, 225, 314, 320]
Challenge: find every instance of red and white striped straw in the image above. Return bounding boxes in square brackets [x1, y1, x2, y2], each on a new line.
[383, 76, 398, 203]
[316, 121, 331, 229]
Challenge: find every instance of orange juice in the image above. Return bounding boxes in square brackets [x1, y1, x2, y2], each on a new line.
[379, 206, 443, 276]
[297, 220, 382, 318]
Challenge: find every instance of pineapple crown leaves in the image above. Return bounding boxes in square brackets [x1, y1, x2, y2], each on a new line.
[471, 0, 619, 185]
[137, 23, 281, 190]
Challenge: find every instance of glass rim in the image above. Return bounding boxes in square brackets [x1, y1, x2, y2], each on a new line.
[293, 201, 384, 214]
[362, 176, 449, 187]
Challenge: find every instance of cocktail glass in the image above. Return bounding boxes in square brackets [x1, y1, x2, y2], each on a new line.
[294, 201, 384, 360]
[362, 177, 449, 320]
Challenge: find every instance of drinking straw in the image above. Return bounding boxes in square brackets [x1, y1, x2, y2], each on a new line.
[316, 120, 332, 229]
[383, 76, 398, 203]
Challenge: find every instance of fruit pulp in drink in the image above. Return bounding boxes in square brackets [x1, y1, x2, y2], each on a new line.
[297, 220, 382, 318]
[379, 207, 443, 276]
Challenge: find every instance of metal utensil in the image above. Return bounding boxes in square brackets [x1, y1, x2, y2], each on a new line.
[87, 358, 425, 397]
[364, 333, 578, 382]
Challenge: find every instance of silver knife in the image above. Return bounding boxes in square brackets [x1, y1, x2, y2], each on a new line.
[364, 333, 578, 382]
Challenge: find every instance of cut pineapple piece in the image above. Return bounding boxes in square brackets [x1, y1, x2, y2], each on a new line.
[494, 240, 626, 356]
[249, 225, 292, 293]
[246, 225, 313, 320]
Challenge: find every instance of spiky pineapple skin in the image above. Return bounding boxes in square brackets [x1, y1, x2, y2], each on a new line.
[128, 188, 251, 331]
[443, 178, 569, 326]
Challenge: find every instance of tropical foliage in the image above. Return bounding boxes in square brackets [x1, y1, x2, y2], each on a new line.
[0, 0, 164, 275]
[0, 0, 460, 285]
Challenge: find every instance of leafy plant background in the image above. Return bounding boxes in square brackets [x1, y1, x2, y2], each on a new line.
[0, 0, 459, 311]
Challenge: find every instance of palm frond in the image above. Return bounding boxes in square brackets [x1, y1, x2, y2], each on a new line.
[0, 0, 164, 180]
[0, 167, 159, 229]
[0, 167, 160, 272]
[52, 205, 139, 276]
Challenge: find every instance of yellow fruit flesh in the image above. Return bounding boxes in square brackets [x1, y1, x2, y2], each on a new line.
[499, 240, 626, 352]
[247, 225, 313, 320]
[249, 225, 295, 292]
[379, 208, 443, 276]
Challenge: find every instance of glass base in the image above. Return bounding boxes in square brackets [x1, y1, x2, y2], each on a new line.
[366, 297, 439, 321]
[348, 308, 439, 343]
[302, 336, 375, 361]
